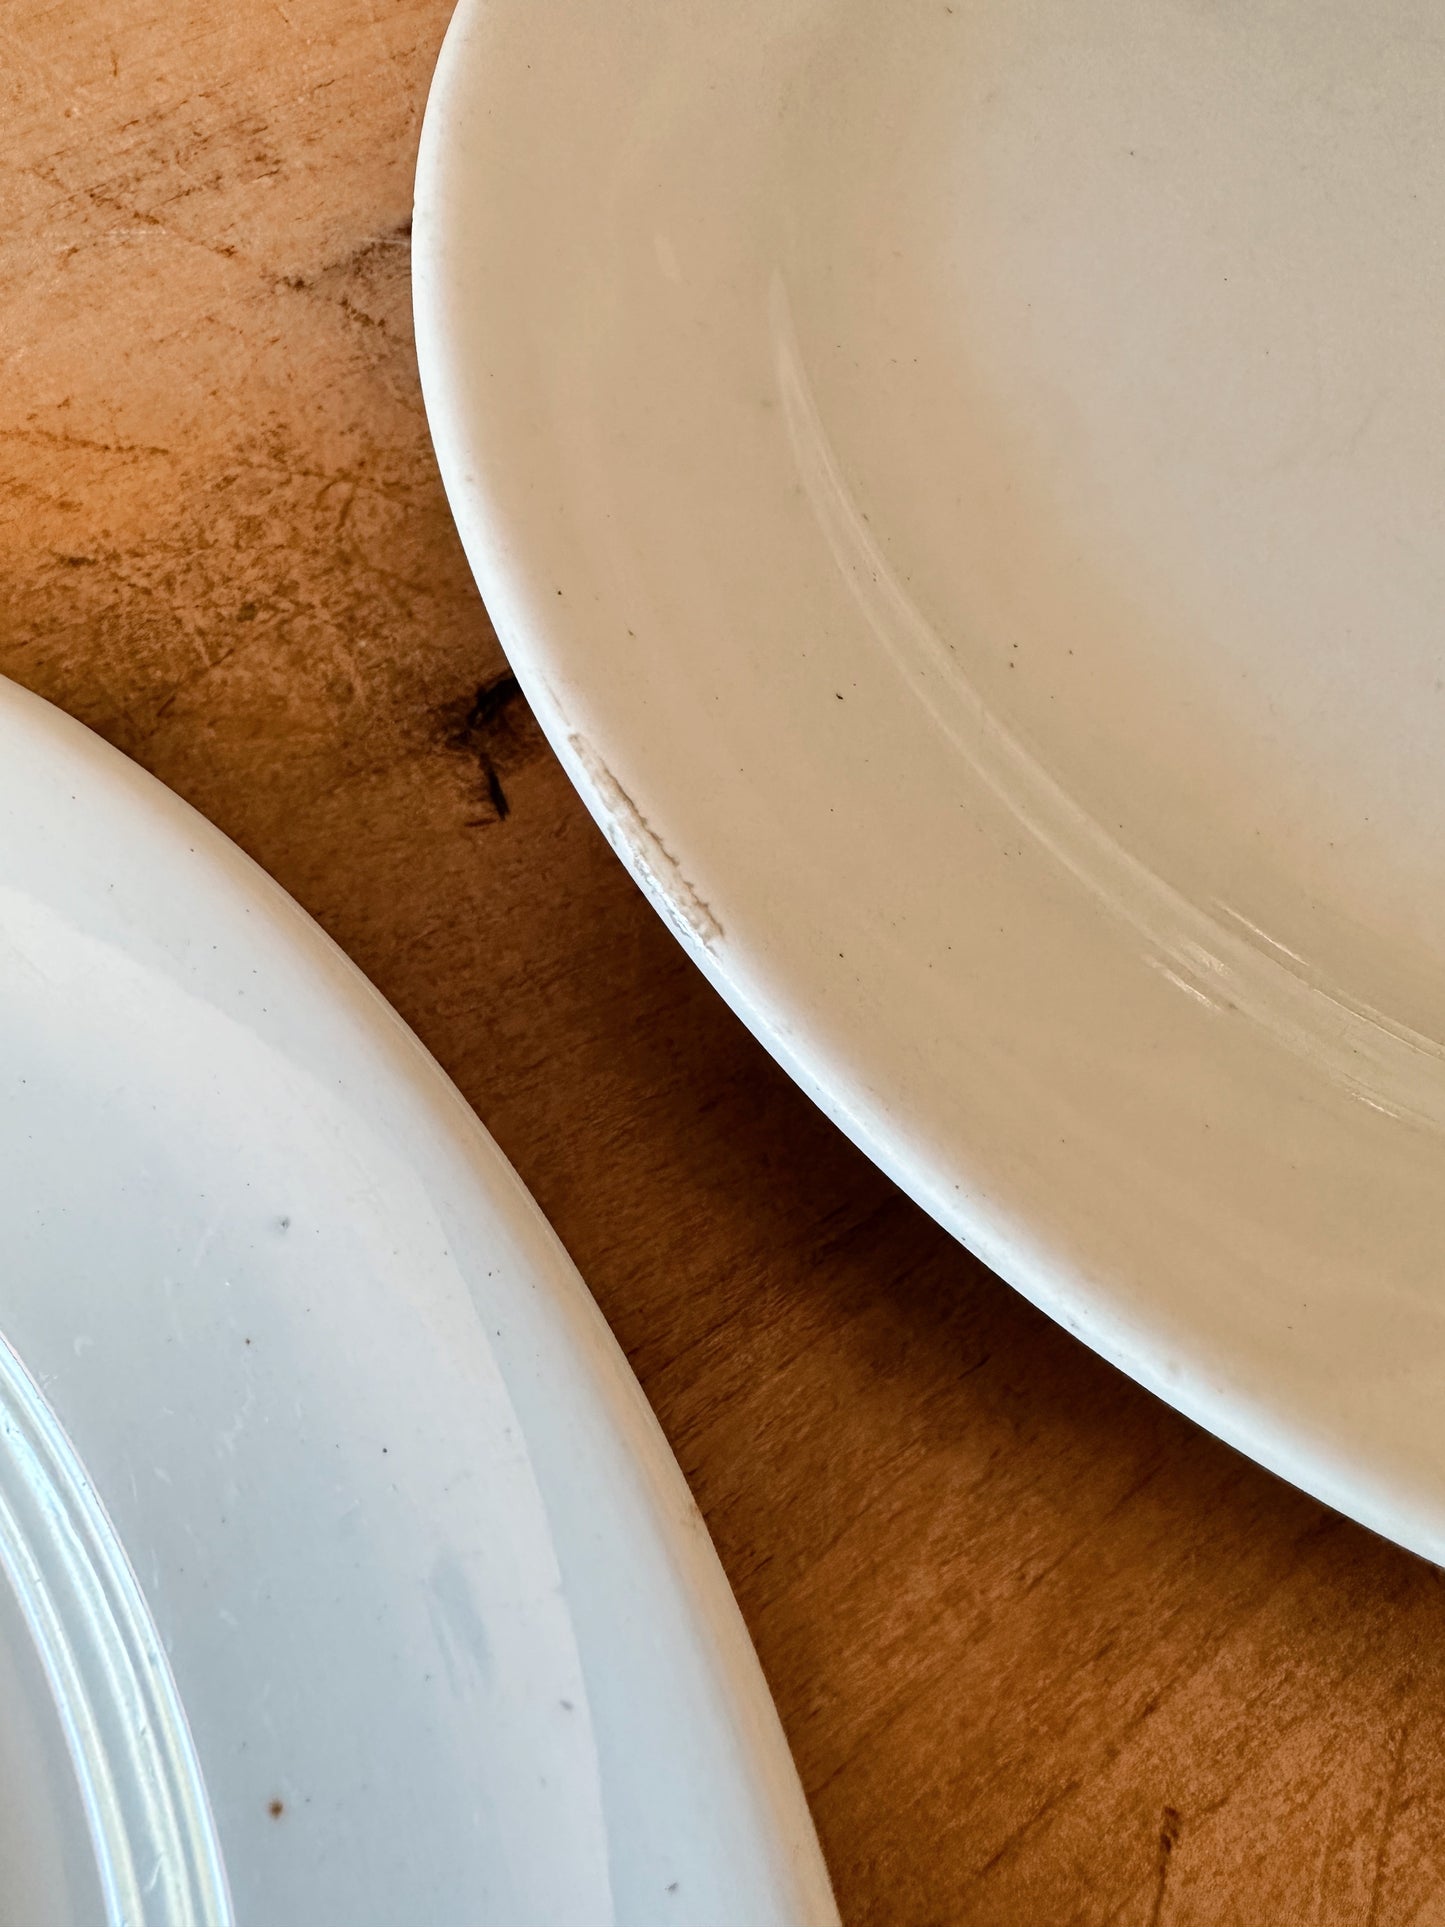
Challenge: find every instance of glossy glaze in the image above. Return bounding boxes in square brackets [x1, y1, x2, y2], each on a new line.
[0, 678, 835, 1925]
[415, 0, 1445, 1555]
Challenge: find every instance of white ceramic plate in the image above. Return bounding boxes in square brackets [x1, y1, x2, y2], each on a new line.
[0, 677, 835, 1927]
[415, 0, 1445, 1560]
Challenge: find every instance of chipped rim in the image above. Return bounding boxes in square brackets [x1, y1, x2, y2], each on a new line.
[566, 734, 724, 952]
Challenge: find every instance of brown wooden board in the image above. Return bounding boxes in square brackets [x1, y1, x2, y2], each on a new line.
[4, 7, 1444, 1921]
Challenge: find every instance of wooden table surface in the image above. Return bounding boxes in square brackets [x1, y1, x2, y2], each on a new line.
[6, 6, 1445, 1923]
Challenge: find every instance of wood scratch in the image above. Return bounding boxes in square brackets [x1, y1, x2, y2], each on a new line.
[973, 1777, 1083, 1880]
[0, 424, 173, 461]
[1309, 1791, 1337, 1927]
[1364, 1719, 1410, 1927]
[1019, 1456, 1165, 1599]
[149, 645, 240, 729]
[1148, 1806, 1181, 1927]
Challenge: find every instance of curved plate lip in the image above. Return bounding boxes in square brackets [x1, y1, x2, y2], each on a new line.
[412, 0, 1445, 1567]
[0, 672, 838, 1927]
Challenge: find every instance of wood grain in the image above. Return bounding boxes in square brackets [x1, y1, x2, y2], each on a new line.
[5, 6, 1445, 1923]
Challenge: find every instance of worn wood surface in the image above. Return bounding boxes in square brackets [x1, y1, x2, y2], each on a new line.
[5, 6, 1445, 1923]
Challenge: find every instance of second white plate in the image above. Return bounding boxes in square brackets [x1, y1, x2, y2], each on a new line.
[0, 677, 835, 1926]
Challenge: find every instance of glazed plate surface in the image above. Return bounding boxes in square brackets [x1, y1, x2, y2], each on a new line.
[415, 0, 1445, 1555]
[0, 678, 834, 1926]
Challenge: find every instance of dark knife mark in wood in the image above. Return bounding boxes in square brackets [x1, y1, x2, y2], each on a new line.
[443, 669, 544, 824]
[1148, 1806, 1182, 1927]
